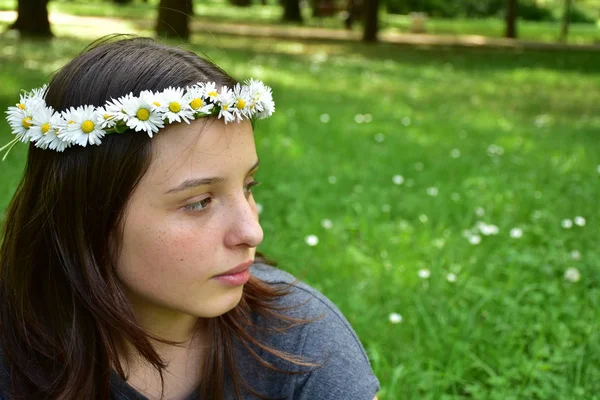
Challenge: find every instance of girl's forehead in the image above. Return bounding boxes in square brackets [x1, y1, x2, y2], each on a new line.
[143, 119, 256, 188]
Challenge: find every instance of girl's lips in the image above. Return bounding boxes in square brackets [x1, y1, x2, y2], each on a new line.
[212, 269, 250, 286]
[213, 259, 253, 277]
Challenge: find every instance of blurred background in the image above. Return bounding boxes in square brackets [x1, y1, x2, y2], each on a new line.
[1, 0, 600, 399]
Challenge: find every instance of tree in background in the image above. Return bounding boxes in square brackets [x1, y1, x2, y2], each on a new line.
[9, 0, 52, 38]
[560, 0, 572, 42]
[505, 0, 518, 38]
[283, 0, 303, 22]
[230, 0, 252, 7]
[156, 0, 193, 40]
[363, 0, 379, 42]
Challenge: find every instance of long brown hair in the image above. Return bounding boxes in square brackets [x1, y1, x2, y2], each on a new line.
[0, 36, 320, 400]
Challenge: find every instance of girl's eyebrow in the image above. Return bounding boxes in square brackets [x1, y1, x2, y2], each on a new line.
[165, 159, 260, 194]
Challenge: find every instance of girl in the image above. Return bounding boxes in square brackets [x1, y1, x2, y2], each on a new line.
[0, 36, 380, 400]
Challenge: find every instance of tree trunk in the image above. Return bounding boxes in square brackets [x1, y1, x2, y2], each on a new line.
[10, 0, 52, 38]
[230, 0, 252, 6]
[156, 0, 193, 40]
[505, 0, 518, 39]
[282, 0, 303, 22]
[363, 0, 379, 42]
[559, 0, 572, 43]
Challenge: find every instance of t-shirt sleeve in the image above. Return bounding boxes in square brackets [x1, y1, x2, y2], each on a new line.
[291, 290, 380, 400]
[249, 264, 380, 400]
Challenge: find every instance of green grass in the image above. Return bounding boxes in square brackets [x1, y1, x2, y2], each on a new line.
[1, 16, 600, 400]
[1, 0, 600, 44]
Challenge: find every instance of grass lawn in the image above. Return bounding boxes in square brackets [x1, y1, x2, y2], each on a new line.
[1, 0, 600, 45]
[1, 12, 600, 400]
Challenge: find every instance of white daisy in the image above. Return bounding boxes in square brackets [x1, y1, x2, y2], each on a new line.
[232, 83, 252, 122]
[94, 106, 119, 130]
[6, 102, 34, 142]
[564, 267, 581, 283]
[5, 88, 47, 142]
[184, 84, 214, 115]
[103, 94, 132, 127]
[28, 104, 63, 146]
[216, 86, 236, 123]
[122, 91, 164, 137]
[250, 80, 275, 119]
[159, 87, 194, 124]
[305, 234, 319, 246]
[60, 105, 106, 147]
[204, 82, 219, 102]
[418, 269, 431, 279]
[388, 313, 402, 324]
[509, 228, 523, 238]
[35, 122, 71, 152]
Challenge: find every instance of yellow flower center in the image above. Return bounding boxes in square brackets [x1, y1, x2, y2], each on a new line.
[222, 105, 229, 111]
[207, 90, 217, 97]
[22, 117, 32, 129]
[236, 99, 246, 110]
[136, 108, 150, 121]
[41, 123, 51, 134]
[17, 103, 26, 110]
[81, 120, 95, 133]
[190, 98, 203, 110]
[169, 102, 181, 113]
[153, 101, 161, 107]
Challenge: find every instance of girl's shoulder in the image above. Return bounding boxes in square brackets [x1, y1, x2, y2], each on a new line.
[246, 263, 380, 400]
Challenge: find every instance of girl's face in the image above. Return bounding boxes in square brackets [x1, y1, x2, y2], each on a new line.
[114, 118, 263, 337]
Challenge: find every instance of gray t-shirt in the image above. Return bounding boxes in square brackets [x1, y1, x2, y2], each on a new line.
[3, 264, 380, 399]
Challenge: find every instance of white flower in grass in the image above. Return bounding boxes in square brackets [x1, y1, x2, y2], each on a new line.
[122, 91, 164, 137]
[426, 187, 439, 196]
[561, 219, 573, 229]
[184, 85, 214, 115]
[159, 87, 195, 124]
[570, 250, 581, 260]
[510, 228, 523, 238]
[469, 235, 482, 245]
[321, 219, 333, 229]
[574, 216, 586, 227]
[60, 106, 105, 147]
[418, 269, 430, 279]
[446, 273, 457, 283]
[305, 234, 319, 246]
[477, 222, 499, 236]
[320, 113, 330, 123]
[564, 267, 581, 283]
[392, 175, 404, 185]
[388, 313, 402, 324]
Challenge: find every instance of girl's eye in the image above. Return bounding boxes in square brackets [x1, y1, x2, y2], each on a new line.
[184, 197, 212, 213]
[244, 180, 261, 196]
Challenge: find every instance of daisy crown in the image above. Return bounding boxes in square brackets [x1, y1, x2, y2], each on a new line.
[1, 78, 275, 159]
